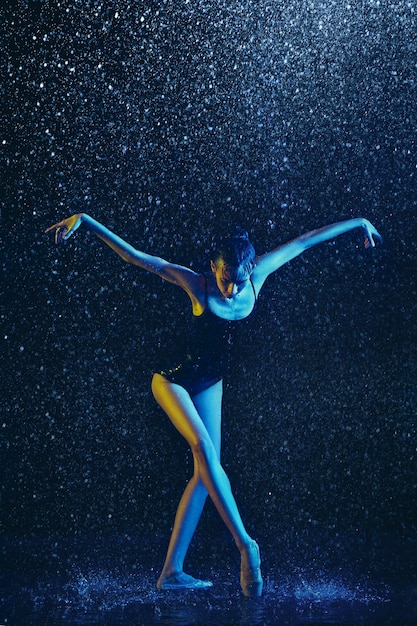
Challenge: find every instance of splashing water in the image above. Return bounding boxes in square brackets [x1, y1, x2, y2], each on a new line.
[292, 578, 387, 603]
[264, 571, 390, 604]
[24, 568, 392, 625]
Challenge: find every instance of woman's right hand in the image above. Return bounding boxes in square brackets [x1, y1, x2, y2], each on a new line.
[45, 213, 84, 244]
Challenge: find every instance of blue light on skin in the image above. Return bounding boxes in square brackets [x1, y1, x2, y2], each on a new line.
[45, 212, 382, 597]
[210, 260, 251, 299]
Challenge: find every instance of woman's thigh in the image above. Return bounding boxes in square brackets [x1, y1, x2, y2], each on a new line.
[152, 373, 212, 449]
[192, 380, 223, 458]
[152, 373, 222, 457]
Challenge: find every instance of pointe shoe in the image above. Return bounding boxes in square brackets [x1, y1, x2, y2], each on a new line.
[157, 571, 213, 590]
[240, 540, 263, 598]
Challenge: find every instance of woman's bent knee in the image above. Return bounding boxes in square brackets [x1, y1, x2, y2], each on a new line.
[193, 436, 218, 466]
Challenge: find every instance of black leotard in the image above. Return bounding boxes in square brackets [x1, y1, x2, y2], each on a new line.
[156, 276, 257, 397]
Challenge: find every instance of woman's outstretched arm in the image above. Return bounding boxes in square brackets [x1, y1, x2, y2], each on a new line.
[252, 217, 382, 289]
[45, 213, 200, 291]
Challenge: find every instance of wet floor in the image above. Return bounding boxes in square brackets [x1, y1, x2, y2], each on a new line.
[2, 533, 416, 625]
[1, 570, 414, 625]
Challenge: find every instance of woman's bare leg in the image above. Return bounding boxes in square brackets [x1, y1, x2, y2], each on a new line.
[152, 373, 260, 592]
[155, 380, 223, 582]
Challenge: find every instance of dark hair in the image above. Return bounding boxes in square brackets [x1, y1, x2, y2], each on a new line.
[212, 228, 256, 281]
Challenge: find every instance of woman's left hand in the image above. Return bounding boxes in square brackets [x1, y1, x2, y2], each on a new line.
[362, 219, 383, 249]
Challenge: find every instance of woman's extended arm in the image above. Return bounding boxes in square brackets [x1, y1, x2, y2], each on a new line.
[45, 213, 200, 292]
[252, 217, 382, 288]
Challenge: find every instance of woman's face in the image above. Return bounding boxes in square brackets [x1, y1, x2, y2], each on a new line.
[210, 259, 251, 299]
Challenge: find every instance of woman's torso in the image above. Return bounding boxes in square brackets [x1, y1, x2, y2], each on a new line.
[155, 273, 257, 393]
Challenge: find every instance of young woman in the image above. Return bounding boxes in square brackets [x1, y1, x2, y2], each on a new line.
[46, 213, 381, 597]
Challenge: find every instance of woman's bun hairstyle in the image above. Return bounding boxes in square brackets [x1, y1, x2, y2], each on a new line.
[231, 227, 250, 241]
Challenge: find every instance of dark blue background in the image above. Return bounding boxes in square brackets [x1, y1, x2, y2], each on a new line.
[1, 1, 416, 621]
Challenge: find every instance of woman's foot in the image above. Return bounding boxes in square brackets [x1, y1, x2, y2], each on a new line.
[240, 540, 263, 598]
[157, 571, 213, 590]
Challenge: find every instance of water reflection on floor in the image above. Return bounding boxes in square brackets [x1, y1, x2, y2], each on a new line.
[2, 531, 416, 625]
[2, 566, 415, 625]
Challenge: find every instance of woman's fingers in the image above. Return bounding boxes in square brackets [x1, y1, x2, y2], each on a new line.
[45, 221, 64, 234]
[55, 226, 68, 244]
[45, 221, 70, 244]
[45, 216, 80, 244]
